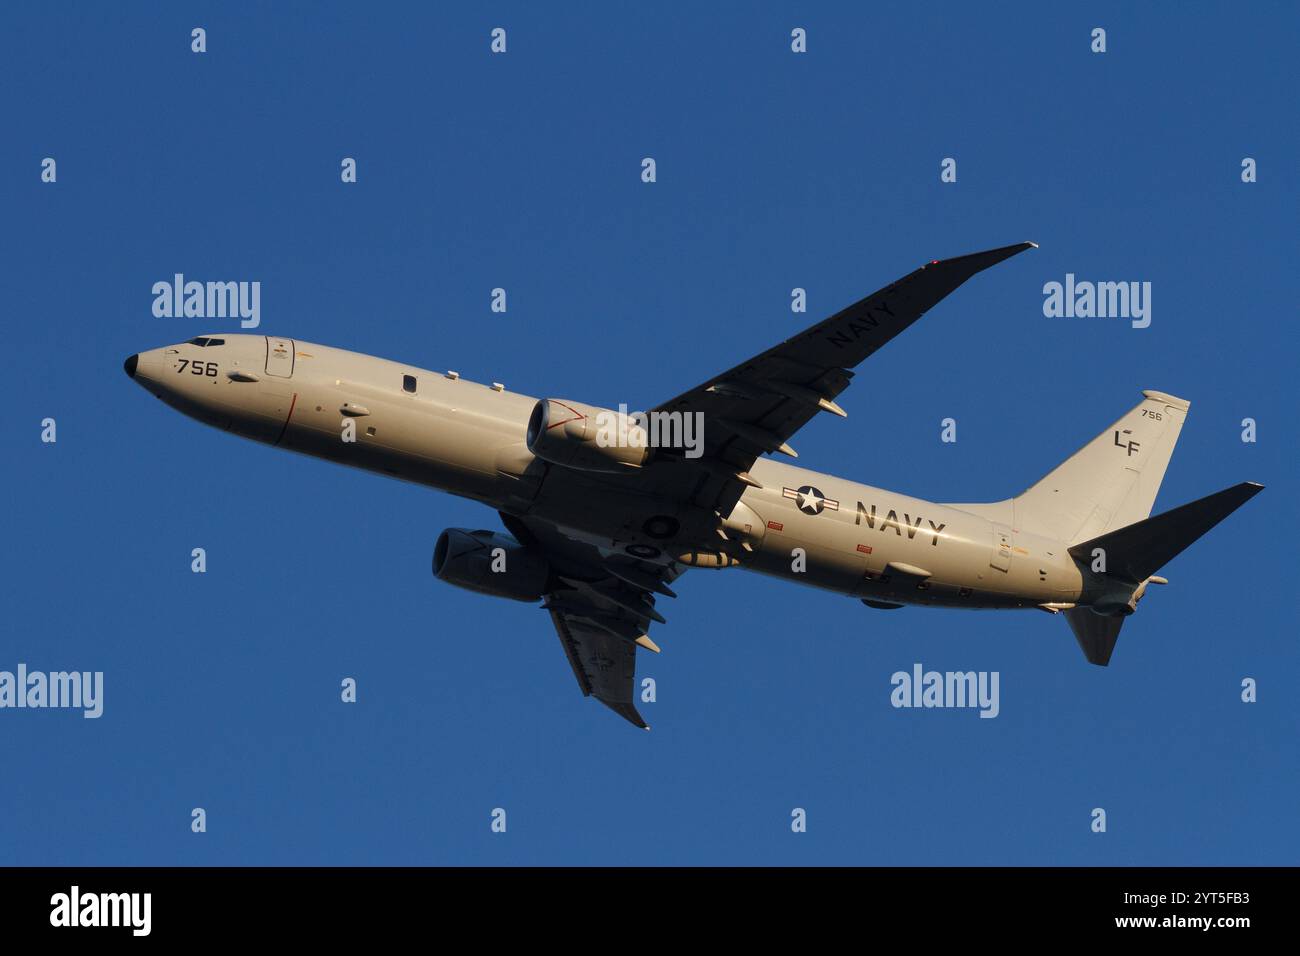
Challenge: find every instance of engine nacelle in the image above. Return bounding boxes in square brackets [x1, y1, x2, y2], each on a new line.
[433, 529, 549, 602]
[526, 398, 652, 472]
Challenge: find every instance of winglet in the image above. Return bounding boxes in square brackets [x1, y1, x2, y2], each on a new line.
[926, 240, 1037, 271]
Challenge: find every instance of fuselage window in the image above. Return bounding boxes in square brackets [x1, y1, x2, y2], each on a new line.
[403, 375, 417, 393]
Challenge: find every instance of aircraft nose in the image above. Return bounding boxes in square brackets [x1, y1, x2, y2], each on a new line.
[123, 354, 139, 379]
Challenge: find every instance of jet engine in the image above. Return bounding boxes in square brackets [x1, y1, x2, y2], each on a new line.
[526, 398, 652, 472]
[432, 529, 549, 602]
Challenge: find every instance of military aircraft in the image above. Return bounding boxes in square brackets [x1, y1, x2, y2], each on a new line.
[124, 242, 1262, 728]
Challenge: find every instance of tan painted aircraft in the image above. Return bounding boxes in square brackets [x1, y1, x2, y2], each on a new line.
[124, 242, 1262, 728]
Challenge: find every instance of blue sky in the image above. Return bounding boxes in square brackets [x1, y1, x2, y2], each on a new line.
[2, 2, 1296, 865]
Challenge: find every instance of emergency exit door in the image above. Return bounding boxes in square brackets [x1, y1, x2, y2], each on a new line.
[265, 337, 295, 377]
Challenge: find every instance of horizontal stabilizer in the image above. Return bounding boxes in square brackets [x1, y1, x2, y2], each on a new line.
[1064, 608, 1124, 666]
[1068, 481, 1263, 583]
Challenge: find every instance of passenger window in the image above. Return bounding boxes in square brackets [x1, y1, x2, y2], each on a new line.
[403, 375, 417, 393]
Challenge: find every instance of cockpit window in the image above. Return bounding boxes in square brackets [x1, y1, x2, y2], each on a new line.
[205, 338, 225, 346]
[187, 337, 209, 346]
[186, 337, 225, 347]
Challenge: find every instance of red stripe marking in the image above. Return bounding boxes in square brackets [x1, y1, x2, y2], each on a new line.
[274, 392, 298, 446]
[546, 400, 587, 431]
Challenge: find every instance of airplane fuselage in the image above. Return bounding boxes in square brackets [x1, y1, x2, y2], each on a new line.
[127, 333, 1087, 612]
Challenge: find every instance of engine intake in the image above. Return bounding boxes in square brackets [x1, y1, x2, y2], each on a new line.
[433, 529, 549, 602]
[526, 398, 651, 472]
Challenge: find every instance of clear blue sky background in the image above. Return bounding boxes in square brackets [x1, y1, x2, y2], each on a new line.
[2, 2, 1296, 865]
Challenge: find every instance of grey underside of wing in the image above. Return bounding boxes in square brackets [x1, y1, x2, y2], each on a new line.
[500, 512, 682, 730]
[642, 242, 1035, 515]
[548, 608, 648, 728]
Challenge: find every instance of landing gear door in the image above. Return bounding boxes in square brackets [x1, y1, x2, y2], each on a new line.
[265, 337, 295, 378]
[991, 524, 1013, 572]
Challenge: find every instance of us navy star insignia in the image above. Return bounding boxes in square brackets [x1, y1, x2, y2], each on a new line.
[783, 485, 839, 515]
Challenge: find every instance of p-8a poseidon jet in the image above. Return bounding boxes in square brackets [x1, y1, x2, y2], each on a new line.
[124, 242, 1261, 728]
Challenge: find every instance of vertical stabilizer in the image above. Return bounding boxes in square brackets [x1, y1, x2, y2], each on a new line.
[1013, 391, 1189, 543]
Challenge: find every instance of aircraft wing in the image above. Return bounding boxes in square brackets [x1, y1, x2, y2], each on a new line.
[645, 241, 1036, 514]
[547, 608, 647, 728]
[499, 512, 681, 729]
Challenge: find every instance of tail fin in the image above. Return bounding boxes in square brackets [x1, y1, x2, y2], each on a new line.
[1068, 481, 1264, 584]
[1013, 391, 1190, 544]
